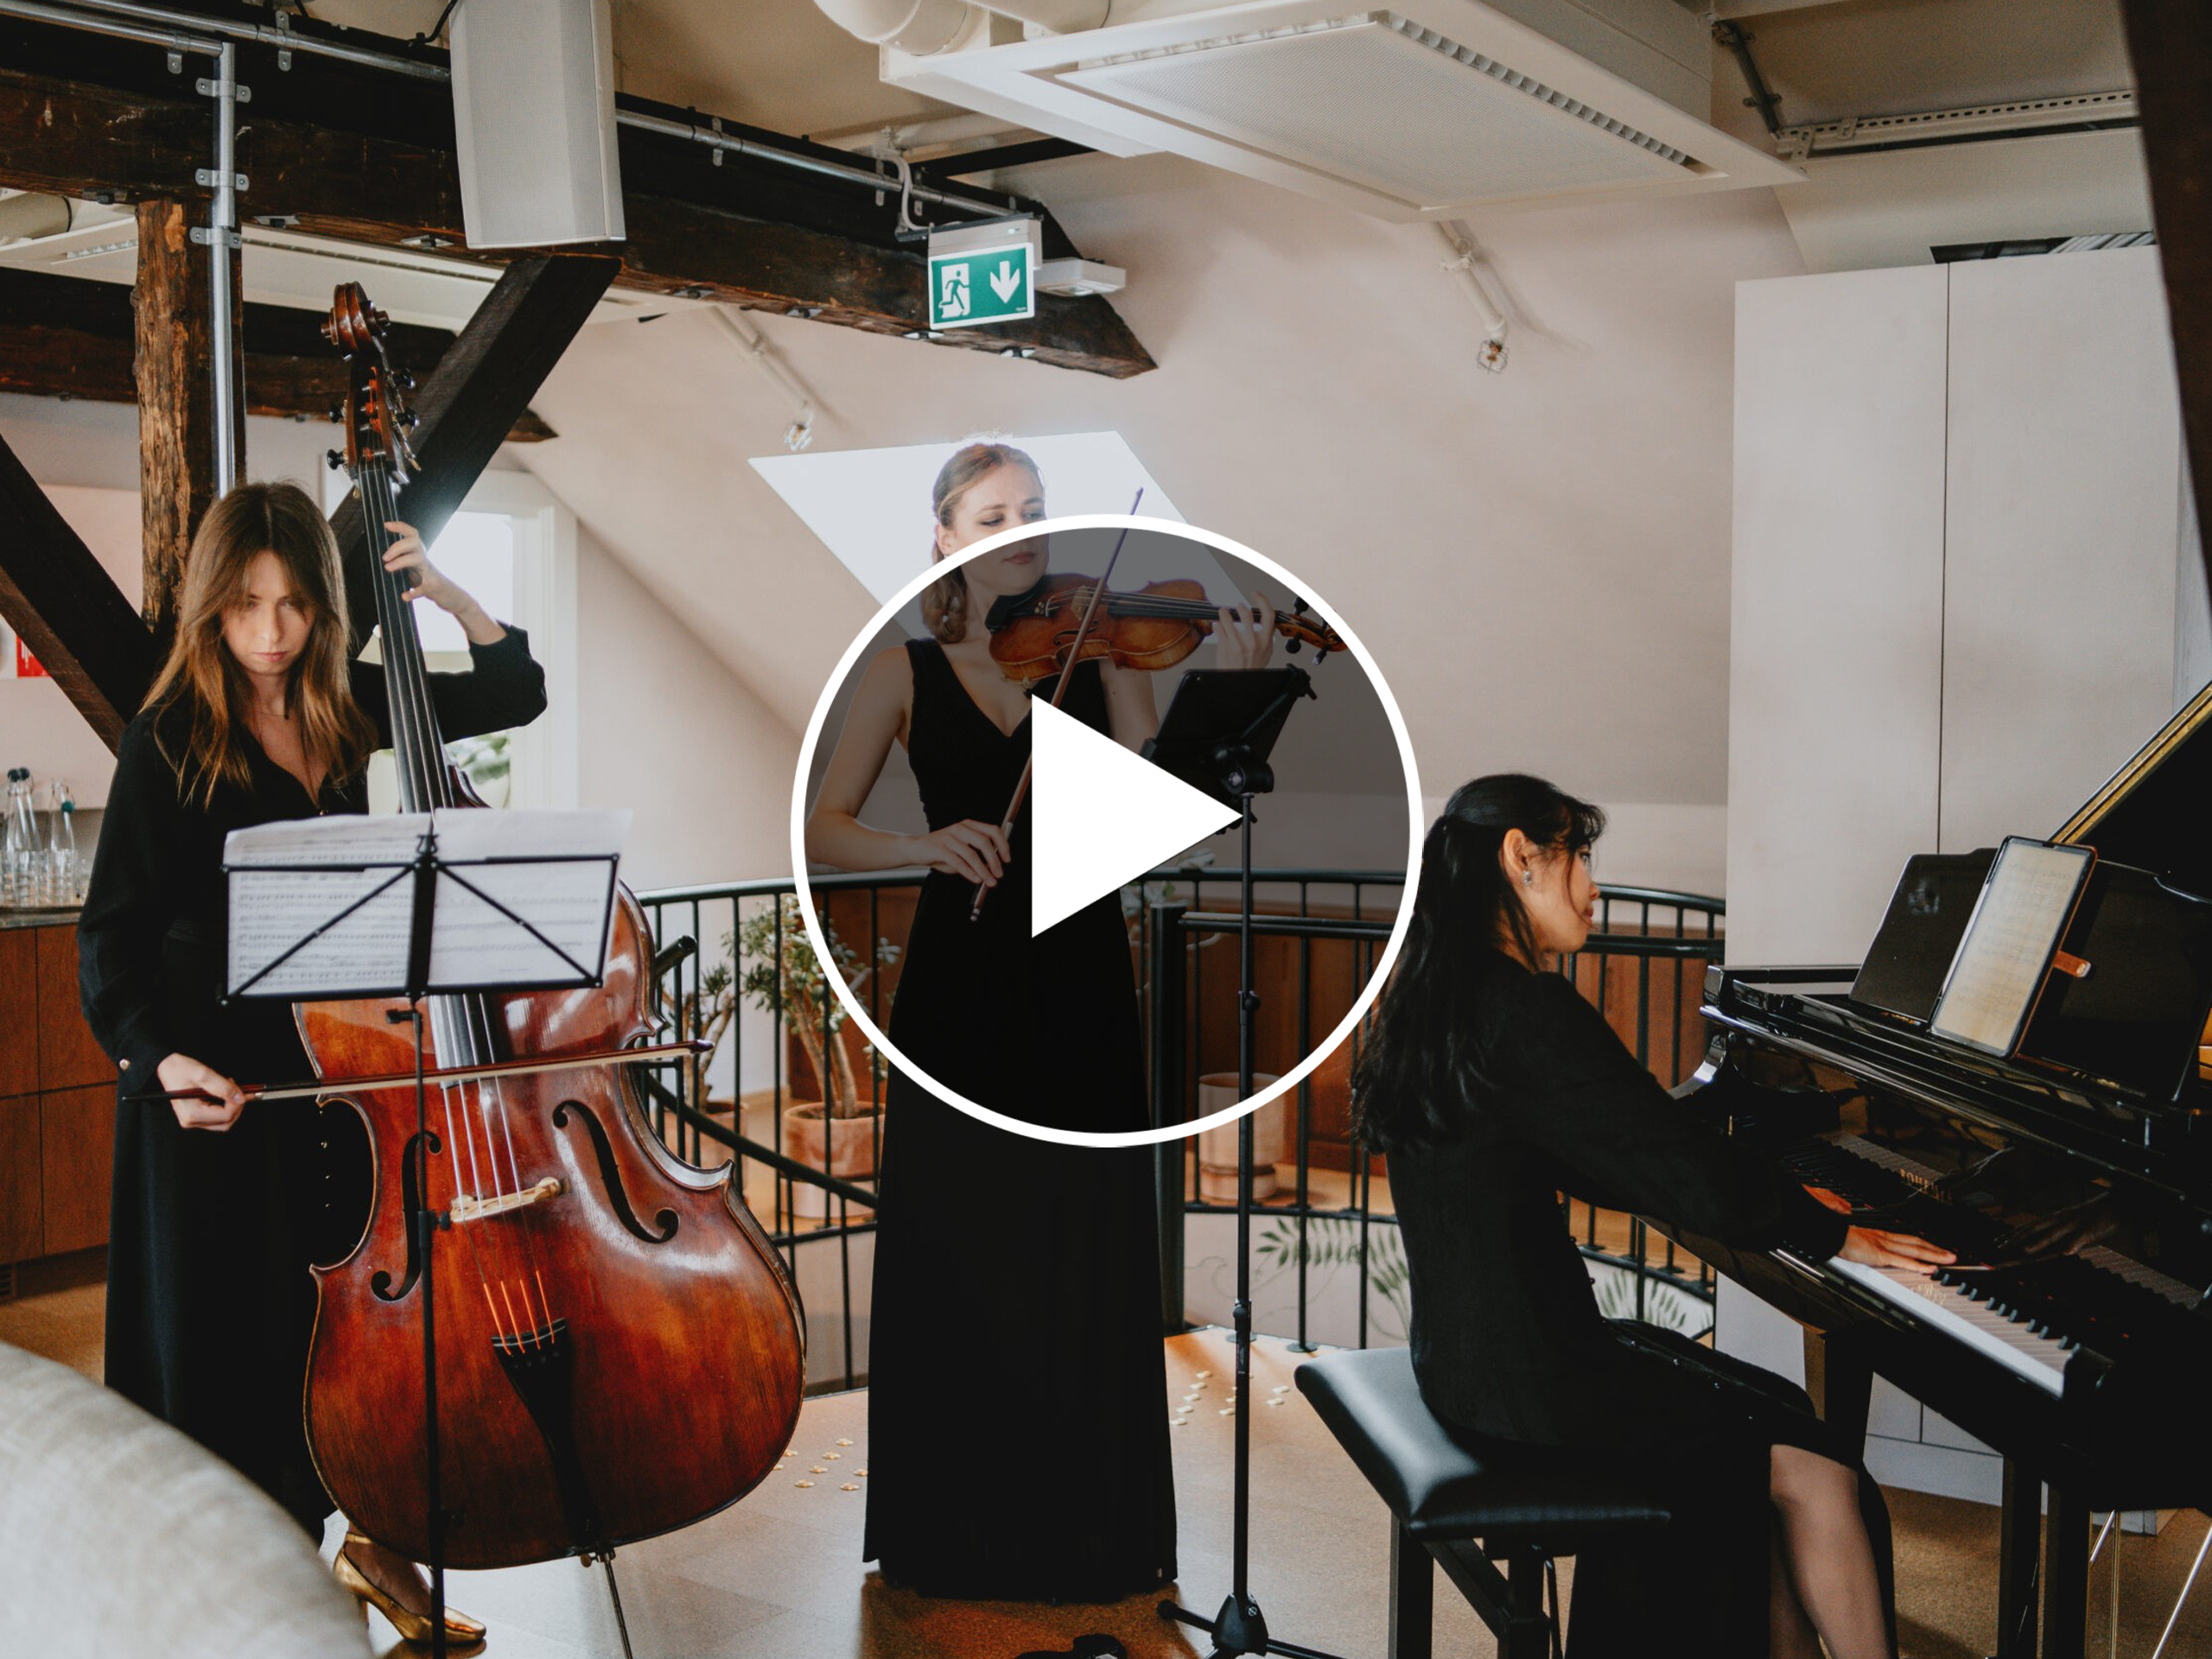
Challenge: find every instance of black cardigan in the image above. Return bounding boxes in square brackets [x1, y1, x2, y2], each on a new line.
[78, 627, 548, 1085]
[1385, 950, 1850, 1445]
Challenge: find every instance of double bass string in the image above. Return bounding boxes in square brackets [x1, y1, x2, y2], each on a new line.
[358, 453, 558, 1347]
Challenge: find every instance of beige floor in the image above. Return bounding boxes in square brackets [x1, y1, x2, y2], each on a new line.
[4, 1262, 2208, 1657]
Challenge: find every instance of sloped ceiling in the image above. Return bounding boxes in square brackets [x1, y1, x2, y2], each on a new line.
[516, 153, 1806, 807]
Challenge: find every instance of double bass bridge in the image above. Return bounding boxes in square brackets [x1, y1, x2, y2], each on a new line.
[449, 1177, 565, 1226]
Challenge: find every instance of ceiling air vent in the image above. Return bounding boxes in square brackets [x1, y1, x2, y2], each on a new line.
[1062, 15, 1693, 209]
[885, 0, 1797, 220]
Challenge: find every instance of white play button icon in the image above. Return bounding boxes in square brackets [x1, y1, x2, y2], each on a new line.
[1029, 697, 1240, 938]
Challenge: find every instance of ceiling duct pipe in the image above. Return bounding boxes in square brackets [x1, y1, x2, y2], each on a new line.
[815, 0, 1123, 54]
[812, 0, 976, 54]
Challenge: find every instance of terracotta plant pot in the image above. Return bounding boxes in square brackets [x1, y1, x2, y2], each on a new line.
[779, 1100, 882, 1219]
[1196, 1071, 1285, 1203]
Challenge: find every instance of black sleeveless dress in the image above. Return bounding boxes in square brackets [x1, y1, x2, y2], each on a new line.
[862, 638, 1178, 1599]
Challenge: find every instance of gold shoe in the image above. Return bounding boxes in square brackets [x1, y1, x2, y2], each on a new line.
[335, 1533, 487, 1647]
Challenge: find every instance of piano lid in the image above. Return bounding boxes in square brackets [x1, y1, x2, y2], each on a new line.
[2052, 679, 2212, 899]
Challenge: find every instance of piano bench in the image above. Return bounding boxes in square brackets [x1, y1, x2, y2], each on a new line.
[1296, 1348, 1676, 1659]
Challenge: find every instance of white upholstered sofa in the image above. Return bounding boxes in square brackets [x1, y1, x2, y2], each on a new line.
[0, 1338, 370, 1656]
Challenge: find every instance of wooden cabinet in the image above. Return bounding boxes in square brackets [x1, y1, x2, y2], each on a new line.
[39, 1084, 114, 1256]
[0, 929, 36, 1099]
[0, 1093, 40, 1262]
[35, 928, 111, 1090]
[0, 921, 117, 1265]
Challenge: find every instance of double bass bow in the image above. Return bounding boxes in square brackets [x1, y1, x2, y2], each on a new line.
[300, 283, 804, 1575]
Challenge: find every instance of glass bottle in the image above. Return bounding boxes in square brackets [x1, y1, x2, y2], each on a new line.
[48, 779, 78, 906]
[2, 768, 35, 907]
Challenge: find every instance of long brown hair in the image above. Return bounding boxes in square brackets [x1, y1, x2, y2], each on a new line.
[922, 440, 1043, 644]
[143, 480, 378, 806]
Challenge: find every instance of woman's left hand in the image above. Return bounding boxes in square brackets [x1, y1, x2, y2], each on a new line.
[382, 521, 480, 620]
[1214, 590, 1275, 671]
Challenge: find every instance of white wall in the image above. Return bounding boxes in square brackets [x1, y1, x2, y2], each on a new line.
[575, 523, 798, 890]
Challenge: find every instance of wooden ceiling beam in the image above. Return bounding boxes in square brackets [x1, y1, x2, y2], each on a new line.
[2119, 0, 2212, 615]
[0, 62, 1154, 378]
[0, 434, 156, 750]
[134, 196, 245, 652]
[0, 264, 555, 438]
[328, 254, 618, 653]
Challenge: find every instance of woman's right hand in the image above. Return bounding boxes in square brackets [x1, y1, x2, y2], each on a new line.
[157, 1052, 247, 1132]
[910, 820, 1011, 887]
[1837, 1225, 1954, 1274]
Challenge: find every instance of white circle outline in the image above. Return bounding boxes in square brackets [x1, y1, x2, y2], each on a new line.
[788, 514, 1424, 1148]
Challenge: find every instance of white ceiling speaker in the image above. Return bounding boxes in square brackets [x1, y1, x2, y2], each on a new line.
[450, 0, 626, 249]
[863, 0, 1800, 220]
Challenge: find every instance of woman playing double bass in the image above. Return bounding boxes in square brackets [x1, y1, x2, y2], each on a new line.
[78, 480, 543, 1643]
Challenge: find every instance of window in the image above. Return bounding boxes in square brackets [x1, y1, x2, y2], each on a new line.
[359, 471, 577, 812]
[752, 431, 1185, 604]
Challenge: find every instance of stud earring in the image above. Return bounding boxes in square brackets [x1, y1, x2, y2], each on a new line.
[1522, 869, 1534, 887]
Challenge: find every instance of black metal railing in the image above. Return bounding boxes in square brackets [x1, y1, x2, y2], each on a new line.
[634, 870, 1726, 1389]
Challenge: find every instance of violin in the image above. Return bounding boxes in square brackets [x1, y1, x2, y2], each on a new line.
[985, 573, 1345, 687]
[299, 283, 804, 1570]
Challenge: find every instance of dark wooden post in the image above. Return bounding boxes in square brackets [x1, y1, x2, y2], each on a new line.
[131, 197, 243, 652]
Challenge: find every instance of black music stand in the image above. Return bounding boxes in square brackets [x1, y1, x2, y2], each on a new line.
[225, 811, 622, 1659]
[1146, 667, 1344, 1659]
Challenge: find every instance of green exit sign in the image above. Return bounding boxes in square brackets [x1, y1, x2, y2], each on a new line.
[926, 219, 1039, 330]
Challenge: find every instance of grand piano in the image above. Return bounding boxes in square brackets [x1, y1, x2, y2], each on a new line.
[1669, 685, 2212, 1658]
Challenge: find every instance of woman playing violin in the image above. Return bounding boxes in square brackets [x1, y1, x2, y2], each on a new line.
[77, 480, 543, 1644]
[803, 441, 1273, 1599]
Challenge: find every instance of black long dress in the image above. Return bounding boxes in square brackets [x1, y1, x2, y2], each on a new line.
[1385, 949, 1893, 1658]
[77, 629, 546, 1537]
[861, 637, 1178, 1599]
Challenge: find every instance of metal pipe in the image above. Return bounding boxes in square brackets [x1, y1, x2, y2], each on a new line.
[0, 0, 1016, 219]
[615, 108, 1014, 220]
[208, 38, 238, 493]
[1713, 19, 1785, 137]
[4, 0, 447, 76]
[0, 0, 215, 52]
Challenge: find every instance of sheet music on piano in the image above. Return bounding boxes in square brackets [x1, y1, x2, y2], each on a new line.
[224, 809, 630, 999]
[1929, 837, 2094, 1058]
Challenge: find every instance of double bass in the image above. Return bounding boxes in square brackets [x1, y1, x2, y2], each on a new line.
[300, 283, 804, 1569]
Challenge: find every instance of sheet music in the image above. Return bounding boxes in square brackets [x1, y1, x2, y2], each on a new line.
[1929, 839, 2092, 1055]
[425, 808, 629, 988]
[223, 810, 630, 998]
[226, 816, 428, 997]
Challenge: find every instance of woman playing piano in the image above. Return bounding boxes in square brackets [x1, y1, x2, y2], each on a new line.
[77, 481, 544, 1645]
[1352, 774, 1953, 1659]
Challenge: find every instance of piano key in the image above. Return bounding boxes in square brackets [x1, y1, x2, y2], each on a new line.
[1827, 1258, 2069, 1396]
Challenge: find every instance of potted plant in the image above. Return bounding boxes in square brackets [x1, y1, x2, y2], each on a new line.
[736, 896, 899, 1212]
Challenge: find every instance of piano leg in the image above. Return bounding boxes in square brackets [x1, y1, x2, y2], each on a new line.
[1804, 1329, 1873, 1441]
[1993, 1460, 2039, 1659]
[2039, 1485, 2090, 1659]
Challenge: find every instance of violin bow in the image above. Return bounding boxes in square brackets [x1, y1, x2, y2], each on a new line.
[969, 488, 1144, 923]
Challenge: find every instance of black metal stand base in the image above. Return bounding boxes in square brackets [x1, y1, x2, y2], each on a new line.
[1160, 1591, 1345, 1659]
